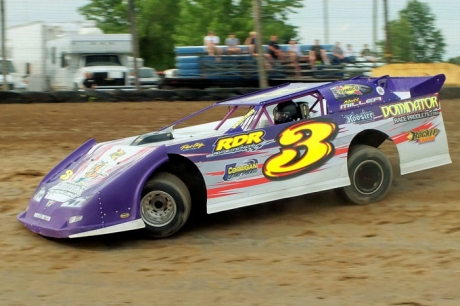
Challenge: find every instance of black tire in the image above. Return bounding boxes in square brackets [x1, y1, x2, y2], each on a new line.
[140, 172, 191, 238]
[340, 145, 393, 205]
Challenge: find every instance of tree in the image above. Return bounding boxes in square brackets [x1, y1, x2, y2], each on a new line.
[78, 0, 130, 34]
[78, 0, 302, 70]
[380, 0, 445, 63]
[448, 56, 460, 66]
[173, 0, 302, 46]
[78, 0, 180, 70]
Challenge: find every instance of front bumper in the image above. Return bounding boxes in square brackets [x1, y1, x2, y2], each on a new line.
[17, 210, 146, 239]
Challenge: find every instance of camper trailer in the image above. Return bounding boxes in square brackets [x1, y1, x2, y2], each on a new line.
[7, 21, 133, 91]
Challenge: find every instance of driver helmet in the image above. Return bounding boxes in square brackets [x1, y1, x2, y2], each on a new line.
[273, 100, 299, 124]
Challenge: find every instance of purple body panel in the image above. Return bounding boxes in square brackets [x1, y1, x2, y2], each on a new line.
[17, 145, 169, 238]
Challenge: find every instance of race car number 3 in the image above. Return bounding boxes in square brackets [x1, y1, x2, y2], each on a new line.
[263, 120, 338, 180]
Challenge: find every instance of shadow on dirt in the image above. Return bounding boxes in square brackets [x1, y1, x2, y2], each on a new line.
[48, 189, 348, 250]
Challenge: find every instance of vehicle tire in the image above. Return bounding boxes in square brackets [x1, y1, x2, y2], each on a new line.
[340, 144, 393, 205]
[140, 172, 191, 238]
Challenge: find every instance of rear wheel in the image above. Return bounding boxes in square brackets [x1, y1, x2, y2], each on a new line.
[140, 172, 191, 238]
[340, 145, 393, 205]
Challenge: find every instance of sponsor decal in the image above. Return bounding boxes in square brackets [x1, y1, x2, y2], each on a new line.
[231, 109, 256, 129]
[34, 212, 51, 221]
[110, 149, 126, 161]
[263, 119, 338, 180]
[33, 187, 46, 202]
[380, 96, 439, 122]
[366, 96, 382, 103]
[45, 182, 86, 202]
[60, 196, 89, 208]
[45, 200, 56, 208]
[69, 215, 83, 224]
[340, 96, 382, 110]
[407, 128, 440, 144]
[210, 130, 272, 156]
[344, 110, 375, 124]
[331, 84, 373, 100]
[223, 159, 259, 181]
[75, 161, 109, 184]
[180, 142, 205, 151]
[60, 169, 73, 180]
[376, 86, 385, 95]
[120, 213, 130, 219]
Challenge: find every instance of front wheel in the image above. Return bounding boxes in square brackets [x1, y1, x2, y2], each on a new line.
[140, 172, 191, 238]
[340, 145, 393, 205]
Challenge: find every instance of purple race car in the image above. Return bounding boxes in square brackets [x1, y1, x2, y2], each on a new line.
[17, 74, 451, 239]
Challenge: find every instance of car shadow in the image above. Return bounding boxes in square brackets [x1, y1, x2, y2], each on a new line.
[50, 188, 349, 250]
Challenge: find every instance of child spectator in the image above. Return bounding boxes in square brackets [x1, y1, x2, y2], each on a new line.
[225, 33, 241, 54]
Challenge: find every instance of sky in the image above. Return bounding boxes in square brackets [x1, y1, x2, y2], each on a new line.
[5, 0, 460, 60]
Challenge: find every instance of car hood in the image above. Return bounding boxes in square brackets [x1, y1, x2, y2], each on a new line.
[18, 139, 169, 237]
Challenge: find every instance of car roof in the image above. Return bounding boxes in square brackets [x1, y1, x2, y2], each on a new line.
[216, 82, 331, 106]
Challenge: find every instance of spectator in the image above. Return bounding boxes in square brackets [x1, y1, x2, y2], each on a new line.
[361, 44, 376, 62]
[331, 42, 345, 64]
[267, 35, 284, 61]
[309, 39, 330, 68]
[288, 38, 302, 77]
[225, 32, 241, 54]
[203, 31, 222, 57]
[244, 31, 257, 55]
[344, 44, 357, 63]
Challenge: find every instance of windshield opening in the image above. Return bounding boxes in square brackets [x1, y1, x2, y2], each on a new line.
[85, 55, 122, 67]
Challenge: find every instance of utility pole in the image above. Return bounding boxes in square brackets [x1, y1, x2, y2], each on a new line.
[373, 0, 378, 53]
[323, 0, 329, 44]
[1, 0, 8, 91]
[128, 0, 140, 90]
[383, 0, 392, 63]
[252, 0, 268, 88]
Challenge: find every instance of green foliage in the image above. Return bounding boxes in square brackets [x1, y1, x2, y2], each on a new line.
[379, 0, 445, 63]
[78, 0, 302, 70]
[78, 0, 130, 34]
[136, 0, 180, 70]
[448, 56, 460, 66]
[174, 0, 302, 46]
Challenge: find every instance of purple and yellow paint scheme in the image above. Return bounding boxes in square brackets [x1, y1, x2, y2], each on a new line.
[17, 74, 451, 238]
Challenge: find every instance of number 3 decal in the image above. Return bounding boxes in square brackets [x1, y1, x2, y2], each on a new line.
[263, 120, 338, 180]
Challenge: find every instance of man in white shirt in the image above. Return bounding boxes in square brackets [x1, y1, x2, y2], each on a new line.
[204, 31, 222, 56]
[288, 39, 302, 77]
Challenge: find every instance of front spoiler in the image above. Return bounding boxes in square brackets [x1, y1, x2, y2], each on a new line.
[17, 210, 145, 238]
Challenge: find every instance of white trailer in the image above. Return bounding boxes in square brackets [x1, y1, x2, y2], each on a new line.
[7, 21, 134, 91]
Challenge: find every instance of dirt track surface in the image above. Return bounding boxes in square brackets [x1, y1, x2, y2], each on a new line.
[1, 99, 459, 306]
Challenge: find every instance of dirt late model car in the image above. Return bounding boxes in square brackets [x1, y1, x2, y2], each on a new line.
[17, 74, 451, 239]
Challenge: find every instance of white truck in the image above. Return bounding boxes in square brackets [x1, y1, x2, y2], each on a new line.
[0, 58, 28, 91]
[7, 21, 134, 91]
